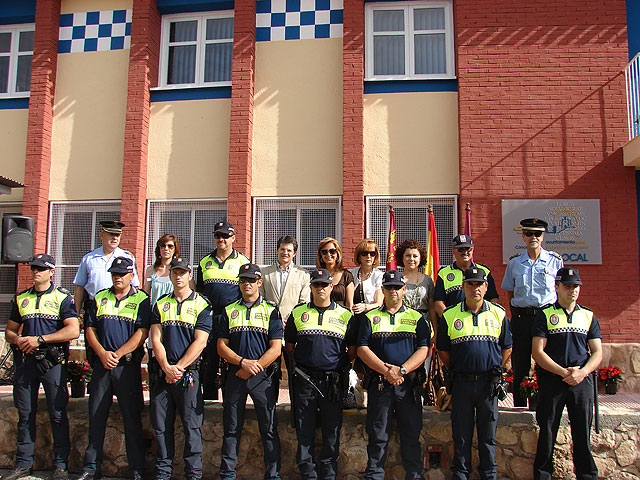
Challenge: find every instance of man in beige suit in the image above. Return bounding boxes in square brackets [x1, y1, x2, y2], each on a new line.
[259, 235, 311, 325]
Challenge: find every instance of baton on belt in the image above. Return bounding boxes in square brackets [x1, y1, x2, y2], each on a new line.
[593, 371, 600, 434]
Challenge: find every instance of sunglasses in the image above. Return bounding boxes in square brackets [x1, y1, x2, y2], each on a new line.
[311, 282, 331, 288]
[383, 285, 403, 291]
[160, 243, 175, 249]
[239, 278, 259, 284]
[360, 251, 377, 257]
[523, 231, 543, 238]
[456, 247, 472, 253]
[214, 233, 232, 239]
[30, 266, 50, 272]
[320, 248, 337, 256]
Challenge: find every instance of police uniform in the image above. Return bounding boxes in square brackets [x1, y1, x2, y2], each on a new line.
[532, 268, 599, 480]
[284, 269, 355, 480]
[434, 262, 498, 307]
[501, 218, 563, 406]
[218, 265, 283, 480]
[81, 257, 151, 479]
[437, 269, 512, 480]
[10, 255, 77, 475]
[357, 271, 431, 480]
[150, 260, 213, 480]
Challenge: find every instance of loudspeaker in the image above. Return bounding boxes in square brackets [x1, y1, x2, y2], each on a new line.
[2, 215, 34, 263]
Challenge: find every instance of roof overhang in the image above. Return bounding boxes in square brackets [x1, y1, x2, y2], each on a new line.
[0, 176, 25, 195]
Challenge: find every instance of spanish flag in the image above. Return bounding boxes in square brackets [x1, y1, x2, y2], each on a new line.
[386, 206, 397, 270]
[425, 205, 440, 282]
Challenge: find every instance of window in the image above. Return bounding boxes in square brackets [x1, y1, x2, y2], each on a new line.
[366, 195, 457, 267]
[146, 199, 227, 268]
[48, 201, 122, 292]
[253, 197, 342, 269]
[365, 1, 453, 81]
[0, 24, 34, 97]
[0, 203, 21, 331]
[159, 12, 233, 88]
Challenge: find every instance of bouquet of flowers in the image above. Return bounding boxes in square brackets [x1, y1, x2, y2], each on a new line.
[66, 359, 92, 383]
[520, 374, 538, 400]
[598, 366, 622, 386]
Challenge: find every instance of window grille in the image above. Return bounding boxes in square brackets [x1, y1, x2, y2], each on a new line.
[253, 197, 342, 269]
[146, 199, 227, 269]
[0, 24, 34, 97]
[366, 195, 457, 268]
[0, 203, 21, 330]
[48, 201, 122, 292]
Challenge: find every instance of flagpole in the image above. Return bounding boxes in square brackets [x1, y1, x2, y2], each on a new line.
[386, 205, 397, 270]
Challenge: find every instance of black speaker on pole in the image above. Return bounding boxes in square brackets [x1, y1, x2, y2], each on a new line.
[2, 215, 34, 263]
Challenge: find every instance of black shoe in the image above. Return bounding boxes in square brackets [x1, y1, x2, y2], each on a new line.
[75, 473, 94, 480]
[52, 469, 68, 480]
[4, 467, 32, 480]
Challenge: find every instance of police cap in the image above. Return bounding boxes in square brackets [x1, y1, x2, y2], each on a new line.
[108, 256, 134, 274]
[463, 267, 487, 283]
[239, 263, 262, 279]
[310, 268, 333, 285]
[382, 270, 406, 287]
[452, 234, 473, 249]
[30, 253, 55, 269]
[214, 220, 235, 235]
[169, 257, 192, 272]
[100, 220, 125, 234]
[520, 218, 547, 232]
[555, 267, 582, 285]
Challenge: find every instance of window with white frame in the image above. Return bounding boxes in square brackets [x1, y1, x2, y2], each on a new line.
[365, 1, 454, 80]
[0, 204, 22, 331]
[0, 24, 34, 97]
[366, 196, 457, 267]
[146, 199, 227, 268]
[253, 197, 342, 269]
[159, 12, 234, 88]
[48, 202, 122, 293]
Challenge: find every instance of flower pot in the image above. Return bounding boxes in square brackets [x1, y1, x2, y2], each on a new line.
[528, 396, 538, 411]
[70, 380, 86, 398]
[605, 382, 618, 395]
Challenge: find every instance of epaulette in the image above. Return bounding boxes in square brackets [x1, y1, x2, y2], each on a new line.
[197, 293, 213, 307]
[16, 287, 31, 297]
[549, 251, 562, 259]
[94, 287, 111, 296]
[134, 287, 149, 298]
[509, 253, 519, 260]
[436, 264, 449, 273]
[239, 251, 251, 261]
[477, 263, 491, 272]
[265, 299, 277, 307]
[156, 292, 172, 302]
[122, 250, 134, 257]
[488, 301, 506, 312]
[56, 286, 72, 296]
[577, 304, 593, 312]
[442, 303, 457, 313]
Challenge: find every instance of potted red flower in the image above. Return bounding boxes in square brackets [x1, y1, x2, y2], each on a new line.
[66, 359, 92, 397]
[520, 374, 539, 411]
[598, 366, 622, 395]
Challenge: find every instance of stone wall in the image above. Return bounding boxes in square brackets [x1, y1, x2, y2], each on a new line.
[0, 396, 638, 480]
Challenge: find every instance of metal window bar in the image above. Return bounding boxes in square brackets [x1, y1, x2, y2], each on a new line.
[625, 52, 640, 140]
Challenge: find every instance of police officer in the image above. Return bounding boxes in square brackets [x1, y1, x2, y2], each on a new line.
[532, 268, 601, 480]
[150, 257, 213, 480]
[5, 254, 80, 480]
[217, 264, 283, 480]
[501, 218, 563, 407]
[357, 270, 431, 480]
[284, 268, 355, 480]
[73, 220, 140, 314]
[78, 257, 151, 480]
[437, 267, 512, 480]
[196, 220, 250, 398]
[434, 234, 499, 318]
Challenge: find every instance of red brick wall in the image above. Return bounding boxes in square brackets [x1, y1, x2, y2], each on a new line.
[227, 0, 256, 256]
[342, 0, 365, 268]
[19, 0, 60, 290]
[456, 0, 638, 341]
[120, 0, 161, 276]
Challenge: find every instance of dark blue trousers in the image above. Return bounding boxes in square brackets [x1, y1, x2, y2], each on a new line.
[220, 370, 281, 479]
[83, 362, 145, 475]
[150, 371, 204, 480]
[13, 355, 70, 470]
[534, 373, 597, 480]
[293, 374, 342, 480]
[364, 381, 424, 480]
[451, 377, 498, 480]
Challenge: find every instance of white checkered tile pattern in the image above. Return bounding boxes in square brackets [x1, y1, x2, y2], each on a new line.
[256, 0, 343, 41]
[58, 9, 132, 54]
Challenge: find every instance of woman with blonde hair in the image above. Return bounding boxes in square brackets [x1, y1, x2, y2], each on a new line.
[144, 234, 181, 306]
[350, 239, 383, 314]
[316, 237, 354, 310]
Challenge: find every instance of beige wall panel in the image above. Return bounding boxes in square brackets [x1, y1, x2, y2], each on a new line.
[0, 109, 27, 202]
[62, 0, 132, 14]
[253, 39, 343, 196]
[147, 99, 230, 199]
[364, 92, 459, 195]
[50, 51, 129, 200]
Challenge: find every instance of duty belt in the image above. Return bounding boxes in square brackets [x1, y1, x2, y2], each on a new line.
[511, 306, 544, 316]
[296, 364, 336, 379]
[453, 371, 492, 382]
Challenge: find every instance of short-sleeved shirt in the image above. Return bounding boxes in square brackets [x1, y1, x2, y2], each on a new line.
[11, 284, 77, 339]
[357, 304, 431, 367]
[434, 262, 499, 307]
[152, 291, 213, 364]
[218, 296, 283, 367]
[437, 300, 512, 373]
[73, 246, 140, 299]
[501, 249, 564, 308]
[196, 249, 250, 312]
[330, 269, 354, 307]
[284, 301, 355, 371]
[86, 286, 151, 352]
[533, 302, 601, 371]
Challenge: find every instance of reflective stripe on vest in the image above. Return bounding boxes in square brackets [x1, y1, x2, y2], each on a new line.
[443, 302, 505, 345]
[291, 303, 351, 339]
[543, 305, 593, 336]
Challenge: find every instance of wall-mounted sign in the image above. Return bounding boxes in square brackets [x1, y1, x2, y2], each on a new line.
[502, 199, 602, 264]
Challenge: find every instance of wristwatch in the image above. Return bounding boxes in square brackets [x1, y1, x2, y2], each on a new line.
[400, 366, 407, 375]
[37, 335, 45, 346]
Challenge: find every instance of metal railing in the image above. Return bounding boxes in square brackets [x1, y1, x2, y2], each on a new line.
[625, 52, 640, 140]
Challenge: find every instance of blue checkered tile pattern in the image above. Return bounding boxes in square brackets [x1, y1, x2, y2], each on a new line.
[58, 9, 132, 53]
[256, 0, 343, 41]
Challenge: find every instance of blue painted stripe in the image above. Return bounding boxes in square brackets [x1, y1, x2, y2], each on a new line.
[0, 0, 36, 25]
[364, 79, 458, 94]
[0, 97, 29, 109]
[150, 86, 231, 102]
[156, 0, 234, 13]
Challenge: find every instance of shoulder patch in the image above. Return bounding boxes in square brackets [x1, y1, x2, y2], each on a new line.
[549, 251, 562, 259]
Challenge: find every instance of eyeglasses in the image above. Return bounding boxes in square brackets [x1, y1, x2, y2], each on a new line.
[360, 251, 377, 257]
[383, 285, 403, 291]
[160, 243, 175, 249]
[320, 248, 337, 256]
[214, 233, 232, 239]
[523, 231, 543, 238]
[239, 278, 259, 284]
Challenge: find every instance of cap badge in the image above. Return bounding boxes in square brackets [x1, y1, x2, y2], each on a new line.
[549, 314, 560, 325]
[473, 269, 478, 274]
[454, 319, 463, 330]
[117, 259, 121, 264]
[37, 255, 42, 259]
[568, 269, 573, 276]
[460, 235, 466, 242]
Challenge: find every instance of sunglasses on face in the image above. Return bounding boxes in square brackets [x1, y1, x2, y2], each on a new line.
[239, 278, 259, 284]
[360, 251, 377, 257]
[160, 243, 175, 249]
[30, 266, 50, 272]
[456, 247, 472, 253]
[383, 285, 403, 291]
[311, 283, 331, 289]
[524, 231, 543, 238]
[320, 248, 337, 256]
[214, 233, 232, 239]
[112, 272, 130, 278]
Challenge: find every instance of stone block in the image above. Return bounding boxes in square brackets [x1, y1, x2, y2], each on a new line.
[615, 440, 638, 467]
[520, 429, 538, 455]
[496, 426, 518, 445]
[509, 455, 534, 480]
[555, 427, 571, 445]
[594, 457, 618, 478]
[631, 347, 640, 374]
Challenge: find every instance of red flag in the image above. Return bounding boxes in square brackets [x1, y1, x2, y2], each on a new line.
[425, 205, 440, 282]
[464, 202, 471, 236]
[386, 206, 397, 270]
